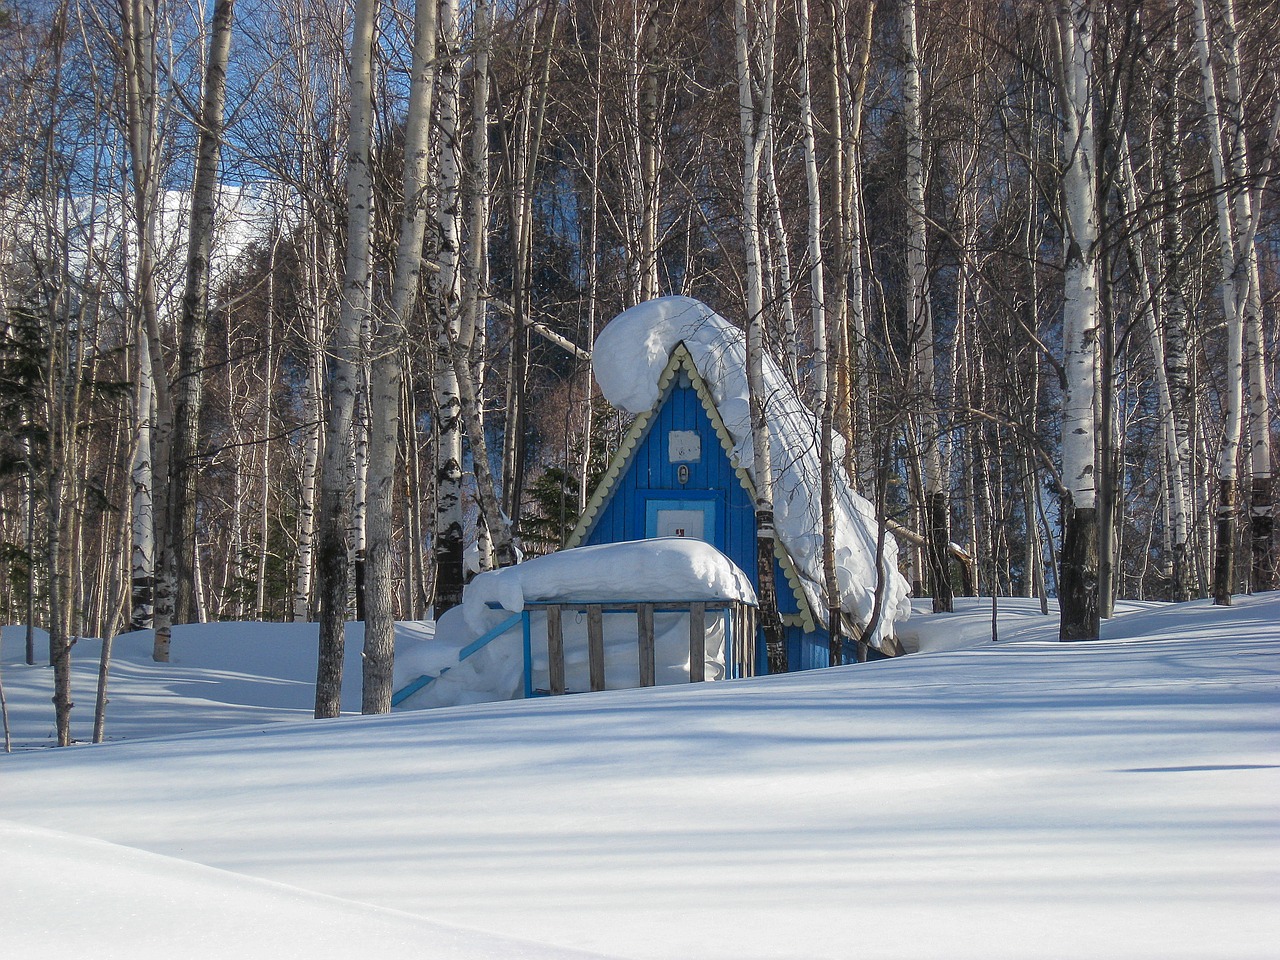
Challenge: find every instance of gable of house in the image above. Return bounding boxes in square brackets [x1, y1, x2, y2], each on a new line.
[567, 345, 828, 667]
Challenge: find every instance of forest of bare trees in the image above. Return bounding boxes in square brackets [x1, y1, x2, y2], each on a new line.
[0, 0, 1275, 737]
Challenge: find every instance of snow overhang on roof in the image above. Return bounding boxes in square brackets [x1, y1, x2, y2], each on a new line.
[581, 296, 914, 649]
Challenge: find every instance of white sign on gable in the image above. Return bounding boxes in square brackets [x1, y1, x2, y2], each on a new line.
[668, 430, 701, 463]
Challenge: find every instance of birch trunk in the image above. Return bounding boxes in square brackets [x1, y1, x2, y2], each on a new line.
[763, 126, 798, 383]
[735, 0, 786, 673]
[640, 5, 660, 301]
[832, 0, 876, 493]
[351, 338, 369, 621]
[459, 0, 508, 569]
[580, 22, 603, 514]
[116, 0, 173, 656]
[364, 0, 438, 714]
[173, 0, 235, 625]
[1219, 7, 1274, 593]
[1191, 0, 1246, 605]
[430, 0, 464, 617]
[293, 227, 323, 621]
[901, 0, 951, 613]
[1159, 27, 1197, 596]
[798, 0, 825, 403]
[314, 0, 377, 718]
[255, 235, 277, 618]
[1246, 263, 1274, 590]
[799, 0, 838, 659]
[129, 333, 155, 630]
[1057, 0, 1100, 641]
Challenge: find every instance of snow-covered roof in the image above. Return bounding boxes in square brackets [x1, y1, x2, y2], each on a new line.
[590, 296, 912, 646]
[462, 538, 756, 637]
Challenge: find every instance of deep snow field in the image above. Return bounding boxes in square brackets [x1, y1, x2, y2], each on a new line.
[2, 594, 1277, 959]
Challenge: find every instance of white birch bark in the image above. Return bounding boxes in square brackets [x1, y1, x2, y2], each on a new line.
[797, 0, 825, 403]
[1057, 0, 1101, 640]
[1191, 0, 1246, 605]
[459, 0, 499, 572]
[735, 0, 786, 673]
[293, 226, 322, 621]
[351, 313, 370, 618]
[1158, 26, 1197, 597]
[256, 233, 277, 618]
[430, 0, 465, 616]
[1215, 3, 1275, 592]
[832, 0, 875, 494]
[901, 0, 951, 613]
[314, 0, 378, 718]
[580, 21, 603, 514]
[364, 0, 438, 714]
[129, 332, 155, 630]
[118, 0, 177, 662]
[639, 4, 660, 302]
[173, 0, 235, 625]
[763, 127, 797, 384]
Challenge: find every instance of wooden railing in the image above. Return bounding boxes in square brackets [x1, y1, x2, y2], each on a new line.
[532, 599, 758, 696]
[392, 598, 757, 707]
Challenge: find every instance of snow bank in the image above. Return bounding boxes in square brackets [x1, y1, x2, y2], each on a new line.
[593, 296, 911, 646]
[4, 596, 1277, 960]
[394, 539, 754, 708]
[1, 820, 609, 960]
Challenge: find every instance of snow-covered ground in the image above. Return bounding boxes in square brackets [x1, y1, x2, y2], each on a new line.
[2, 595, 1278, 959]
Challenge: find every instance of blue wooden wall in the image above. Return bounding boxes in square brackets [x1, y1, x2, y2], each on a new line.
[581, 370, 845, 673]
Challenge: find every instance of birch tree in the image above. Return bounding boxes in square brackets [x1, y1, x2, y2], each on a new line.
[1057, 0, 1100, 641]
[1191, 0, 1248, 605]
[734, 0, 786, 672]
[456, 0, 512, 570]
[113, 0, 169, 645]
[314, 0, 378, 718]
[364, 0, 438, 714]
[428, 0, 463, 616]
[901, 0, 951, 613]
[173, 0, 235, 625]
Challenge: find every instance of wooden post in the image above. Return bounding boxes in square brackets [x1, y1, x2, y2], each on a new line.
[735, 604, 745, 677]
[587, 604, 605, 692]
[638, 603, 655, 687]
[547, 604, 565, 695]
[689, 601, 705, 682]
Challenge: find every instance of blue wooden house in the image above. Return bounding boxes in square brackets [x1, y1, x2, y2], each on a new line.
[566, 342, 849, 673]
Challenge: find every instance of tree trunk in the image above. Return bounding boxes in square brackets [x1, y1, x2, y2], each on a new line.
[293, 227, 323, 621]
[1057, 0, 1100, 641]
[1191, 0, 1246, 606]
[364, 0, 439, 714]
[173, 0, 235, 625]
[129, 335, 155, 630]
[734, 0, 786, 674]
[314, 0, 378, 718]
[430, 0, 464, 618]
[902, 0, 951, 613]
